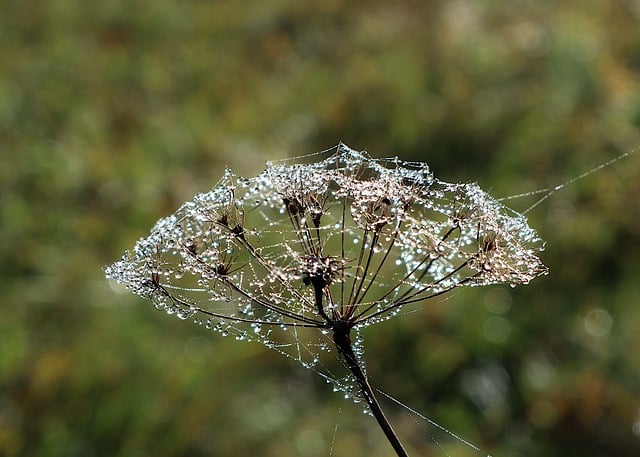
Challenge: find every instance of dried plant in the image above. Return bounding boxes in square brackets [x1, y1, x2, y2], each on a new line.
[106, 143, 548, 456]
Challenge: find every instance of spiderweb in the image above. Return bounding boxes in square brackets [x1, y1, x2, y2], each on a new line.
[105, 143, 549, 448]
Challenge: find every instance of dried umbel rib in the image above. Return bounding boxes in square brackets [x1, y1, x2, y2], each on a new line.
[107, 141, 547, 384]
[106, 143, 548, 455]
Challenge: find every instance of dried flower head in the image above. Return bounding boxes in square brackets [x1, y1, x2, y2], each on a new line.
[106, 143, 548, 455]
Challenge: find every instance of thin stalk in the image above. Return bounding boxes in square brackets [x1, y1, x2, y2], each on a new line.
[332, 325, 412, 457]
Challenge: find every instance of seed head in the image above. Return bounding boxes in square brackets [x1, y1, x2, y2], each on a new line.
[106, 143, 548, 397]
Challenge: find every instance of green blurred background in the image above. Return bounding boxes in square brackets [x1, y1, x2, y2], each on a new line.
[1, 1, 639, 456]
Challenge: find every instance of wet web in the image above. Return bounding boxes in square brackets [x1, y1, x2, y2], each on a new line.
[497, 148, 634, 215]
[105, 143, 630, 455]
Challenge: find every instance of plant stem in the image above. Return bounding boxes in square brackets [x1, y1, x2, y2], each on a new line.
[333, 326, 410, 457]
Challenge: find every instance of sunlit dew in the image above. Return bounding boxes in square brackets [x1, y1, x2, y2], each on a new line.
[106, 143, 549, 456]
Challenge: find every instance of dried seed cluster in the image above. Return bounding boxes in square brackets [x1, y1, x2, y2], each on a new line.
[106, 143, 548, 398]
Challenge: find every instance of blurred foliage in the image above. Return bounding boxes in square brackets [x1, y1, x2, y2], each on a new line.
[1, 0, 639, 456]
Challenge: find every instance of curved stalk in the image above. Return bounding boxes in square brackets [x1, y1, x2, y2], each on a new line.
[332, 325, 412, 457]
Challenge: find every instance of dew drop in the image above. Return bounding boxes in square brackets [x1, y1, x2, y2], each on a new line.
[177, 306, 196, 320]
[151, 295, 167, 311]
[165, 304, 177, 315]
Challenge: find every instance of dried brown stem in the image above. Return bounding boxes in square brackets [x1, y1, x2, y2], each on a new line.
[332, 324, 412, 457]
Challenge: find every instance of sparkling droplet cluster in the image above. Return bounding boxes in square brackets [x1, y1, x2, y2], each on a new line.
[106, 143, 548, 400]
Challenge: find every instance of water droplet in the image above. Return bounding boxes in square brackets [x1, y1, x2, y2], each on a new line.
[177, 306, 196, 320]
[373, 243, 384, 253]
[151, 294, 167, 311]
[165, 304, 177, 315]
[174, 271, 184, 279]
